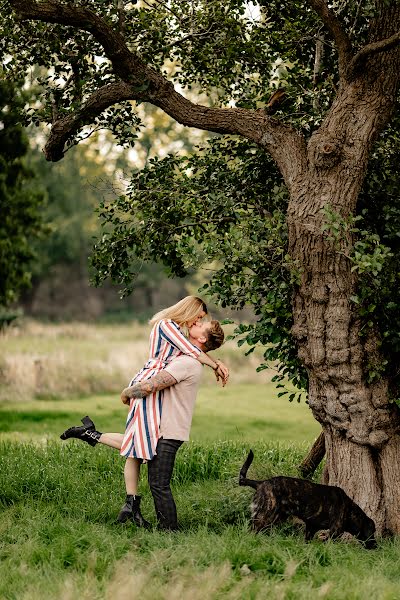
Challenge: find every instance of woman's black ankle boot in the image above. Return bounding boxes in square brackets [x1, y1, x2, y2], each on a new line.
[60, 415, 102, 446]
[117, 494, 135, 523]
[117, 495, 150, 529]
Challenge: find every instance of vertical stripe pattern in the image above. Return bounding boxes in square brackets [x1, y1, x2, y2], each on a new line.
[120, 319, 201, 460]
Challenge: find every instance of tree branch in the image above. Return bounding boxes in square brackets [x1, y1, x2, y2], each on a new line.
[10, 0, 146, 83]
[117, 0, 126, 37]
[347, 30, 400, 78]
[10, 0, 307, 186]
[306, 0, 352, 77]
[312, 34, 324, 111]
[298, 431, 325, 477]
[44, 81, 136, 160]
[164, 24, 216, 52]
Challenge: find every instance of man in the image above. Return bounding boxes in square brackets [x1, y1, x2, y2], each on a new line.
[60, 319, 225, 531]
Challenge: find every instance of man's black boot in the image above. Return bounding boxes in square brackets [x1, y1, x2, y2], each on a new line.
[117, 495, 151, 529]
[60, 415, 102, 447]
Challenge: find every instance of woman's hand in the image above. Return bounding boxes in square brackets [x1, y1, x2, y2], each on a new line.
[214, 359, 229, 386]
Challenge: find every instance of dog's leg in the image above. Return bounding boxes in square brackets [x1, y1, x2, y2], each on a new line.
[251, 486, 283, 533]
[253, 512, 283, 534]
[363, 536, 377, 550]
[304, 522, 318, 541]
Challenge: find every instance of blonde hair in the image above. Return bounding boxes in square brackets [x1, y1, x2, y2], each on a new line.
[149, 296, 208, 328]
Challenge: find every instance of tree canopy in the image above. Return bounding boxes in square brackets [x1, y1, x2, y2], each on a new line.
[3, 0, 400, 395]
[3, 1, 393, 160]
[93, 122, 400, 401]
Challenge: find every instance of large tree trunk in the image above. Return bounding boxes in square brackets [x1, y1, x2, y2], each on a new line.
[289, 175, 400, 535]
[287, 15, 400, 534]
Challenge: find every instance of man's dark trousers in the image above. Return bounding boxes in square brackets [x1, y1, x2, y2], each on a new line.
[147, 438, 183, 530]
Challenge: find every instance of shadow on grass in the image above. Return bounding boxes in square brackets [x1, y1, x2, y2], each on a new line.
[0, 410, 77, 431]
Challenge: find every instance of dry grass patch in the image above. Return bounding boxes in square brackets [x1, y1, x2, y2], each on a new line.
[0, 319, 273, 402]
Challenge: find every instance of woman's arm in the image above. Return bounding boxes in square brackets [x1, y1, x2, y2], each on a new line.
[159, 320, 229, 384]
[196, 351, 219, 370]
[159, 320, 202, 359]
[197, 354, 229, 385]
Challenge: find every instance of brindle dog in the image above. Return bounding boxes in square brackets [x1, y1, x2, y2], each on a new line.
[239, 450, 376, 549]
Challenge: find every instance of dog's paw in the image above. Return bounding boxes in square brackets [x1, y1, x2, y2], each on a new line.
[316, 529, 330, 542]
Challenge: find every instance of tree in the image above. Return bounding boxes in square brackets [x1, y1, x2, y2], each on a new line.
[3, 0, 400, 534]
[0, 76, 45, 309]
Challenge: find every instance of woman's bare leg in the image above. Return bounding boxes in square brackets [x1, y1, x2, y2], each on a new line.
[97, 433, 141, 495]
[98, 432, 124, 449]
[124, 457, 141, 495]
[117, 457, 149, 527]
[97, 435, 141, 494]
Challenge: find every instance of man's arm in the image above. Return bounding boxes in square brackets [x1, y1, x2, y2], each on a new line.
[121, 370, 178, 404]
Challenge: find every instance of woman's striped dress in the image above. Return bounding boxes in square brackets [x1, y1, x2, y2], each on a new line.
[120, 319, 201, 460]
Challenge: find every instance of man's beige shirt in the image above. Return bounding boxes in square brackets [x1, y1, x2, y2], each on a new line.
[161, 355, 203, 441]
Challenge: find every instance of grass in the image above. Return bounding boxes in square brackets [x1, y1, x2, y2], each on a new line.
[0, 383, 319, 445]
[1, 320, 397, 599]
[1, 441, 400, 600]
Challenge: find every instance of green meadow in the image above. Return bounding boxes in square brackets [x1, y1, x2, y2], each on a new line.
[0, 383, 319, 444]
[1, 321, 400, 599]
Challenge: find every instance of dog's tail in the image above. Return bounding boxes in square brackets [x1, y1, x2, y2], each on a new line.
[239, 449, 260, 489]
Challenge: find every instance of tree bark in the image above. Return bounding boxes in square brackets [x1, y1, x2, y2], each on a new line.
[286, 22, 400, 533]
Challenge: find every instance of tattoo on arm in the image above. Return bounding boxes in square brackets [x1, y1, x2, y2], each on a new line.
[122, 371, 178, 400]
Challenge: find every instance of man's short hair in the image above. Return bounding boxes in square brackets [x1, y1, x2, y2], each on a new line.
[203, 320, 224, 352]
